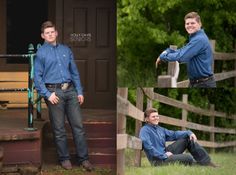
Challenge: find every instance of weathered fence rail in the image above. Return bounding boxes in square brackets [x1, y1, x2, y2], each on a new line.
[157, 40, 236, 87]
[117, 87, 236, 175]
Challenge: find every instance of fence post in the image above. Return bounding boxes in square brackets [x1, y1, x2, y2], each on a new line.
[146, 88, 153, 109]
[134, 88, 143, 167]
[210, 104, 215, 153]
[157, 45, 179, 87]
[182, 94, 188, 131]
[234, 44, 236, 87]
[210, 40, 216, 73]
[117, 88, 128, 175]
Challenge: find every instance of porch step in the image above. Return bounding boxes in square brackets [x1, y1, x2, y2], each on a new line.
[0, 129, 42, 165]
[42, 120, 116, 169]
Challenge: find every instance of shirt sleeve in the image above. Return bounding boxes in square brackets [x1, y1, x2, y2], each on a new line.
[34, 51, 51, 99]
[164, 128, 193, 141]
[68, 48, 83, 96]
[160, 37, 203, 63]
[140, 128, 168, 160]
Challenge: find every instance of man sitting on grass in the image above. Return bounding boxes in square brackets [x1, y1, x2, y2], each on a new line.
[139, 108, 218, 167]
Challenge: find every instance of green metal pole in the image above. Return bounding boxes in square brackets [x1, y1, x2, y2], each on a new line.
[35, 44, 43, 121]
[25, 43, 37, 131]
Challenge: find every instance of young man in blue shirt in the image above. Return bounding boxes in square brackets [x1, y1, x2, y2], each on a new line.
[156, 12, 216, 88]
[139, 108, 218, 167]
[34, 21, 93, 171]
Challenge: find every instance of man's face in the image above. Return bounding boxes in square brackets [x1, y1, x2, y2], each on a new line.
[41, 27, 58, 45]
[185, 18, 201, 35]
[146, 112, 159, 125]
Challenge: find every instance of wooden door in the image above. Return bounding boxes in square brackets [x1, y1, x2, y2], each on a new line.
[63, 0, 116, 109]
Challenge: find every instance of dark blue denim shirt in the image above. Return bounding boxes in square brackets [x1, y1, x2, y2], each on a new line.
[34, 42, 83, 98]
[160, 29, 213, 80]
[139, 124, 192, 162]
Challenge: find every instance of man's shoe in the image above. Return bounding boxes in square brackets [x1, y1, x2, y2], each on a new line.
[206, 162, 219, 168]
[81, 160, 94, 171]
[61, 160, 72, 170]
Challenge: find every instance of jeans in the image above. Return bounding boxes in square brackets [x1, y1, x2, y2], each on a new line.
[189, 77, 217, 88]
[45, 85, 89, 163]
[152, 138, 211, 166]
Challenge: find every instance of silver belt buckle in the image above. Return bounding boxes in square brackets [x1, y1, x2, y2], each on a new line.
[61, 83, 69, 90]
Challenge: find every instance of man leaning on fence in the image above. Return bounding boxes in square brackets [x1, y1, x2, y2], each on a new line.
[156, 11, 216, 88]
[139, 108, 218, 167]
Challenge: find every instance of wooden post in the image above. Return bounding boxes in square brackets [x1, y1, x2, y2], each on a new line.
[134, 88, 143, 167]
[157, 45, 179, 87]
[234, 44, 236, 87]
[146, 88, 154, 109]
[210, 104, 215, 153]
[182, 94, 188, 131]
[117, 88, 128, 175]
[210, 40, 216, 73]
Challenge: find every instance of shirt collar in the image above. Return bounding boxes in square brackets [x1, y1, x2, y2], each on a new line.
[146, 123, 159, 129]
[44, 41, 59, 48]
[189, 29, 204, 39]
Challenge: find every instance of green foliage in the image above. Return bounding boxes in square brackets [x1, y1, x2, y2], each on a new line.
[118, 0, 236, 86]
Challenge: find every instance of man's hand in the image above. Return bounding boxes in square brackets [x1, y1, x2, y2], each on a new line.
[190, 133, 197, 142]
[165, 151, 173, 157]
[155, 50, 168, 68]
[155, 57, 161, 68]
[78, 95, 84, 105]
[48, 92, 59, 104]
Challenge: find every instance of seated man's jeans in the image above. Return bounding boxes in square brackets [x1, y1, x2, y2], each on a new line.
[189, 77, 216, 88]
[152, 138, 211, 166]
[45, 85, 89, 163]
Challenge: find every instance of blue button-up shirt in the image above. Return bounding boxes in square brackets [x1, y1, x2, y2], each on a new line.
[160, 29, 213, 80]
[139, 124, 192, 162]
[34, 42, 83, 99]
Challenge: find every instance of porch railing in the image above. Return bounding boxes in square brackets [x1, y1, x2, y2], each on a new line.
[0, 44, 42, 131]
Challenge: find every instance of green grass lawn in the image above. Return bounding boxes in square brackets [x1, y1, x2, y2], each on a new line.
[125, 150, 236, 175]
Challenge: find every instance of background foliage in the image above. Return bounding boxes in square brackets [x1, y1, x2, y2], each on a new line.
[118, 0, 236, 87]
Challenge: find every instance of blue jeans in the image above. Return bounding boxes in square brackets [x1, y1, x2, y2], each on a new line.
[45, 85, 89, 163]
[152, 138, 211, 166]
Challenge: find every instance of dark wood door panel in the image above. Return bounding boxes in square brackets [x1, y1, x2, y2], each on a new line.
[64, 0, 116, 109]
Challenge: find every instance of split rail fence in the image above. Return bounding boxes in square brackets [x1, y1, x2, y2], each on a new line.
[157, 40, 236, 87]
[117, 87, 236, 175]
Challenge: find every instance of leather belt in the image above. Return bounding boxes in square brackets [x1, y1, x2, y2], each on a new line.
[45, 82, 72, 90]
[190, 75, 214, 84]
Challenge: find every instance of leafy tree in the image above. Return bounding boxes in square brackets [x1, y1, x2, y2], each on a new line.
[118, 0, 236, 86]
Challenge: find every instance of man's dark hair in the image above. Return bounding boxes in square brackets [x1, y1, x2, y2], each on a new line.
[144, 108, 158, 119]
[41, 21, 56, 33]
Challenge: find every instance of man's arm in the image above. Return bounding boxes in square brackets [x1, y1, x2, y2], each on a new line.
[34, 52, 51, 99]
[164, 127, 194, 141]
[68, 48, 83, 96]
[159, 38, 204, 63]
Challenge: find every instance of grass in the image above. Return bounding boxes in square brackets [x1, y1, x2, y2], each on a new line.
[125, 149, 236, 175]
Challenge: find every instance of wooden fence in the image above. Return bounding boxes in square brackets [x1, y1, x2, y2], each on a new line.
[117, 87, 236, 175]
[157, 40, 236, 87]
